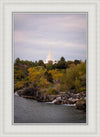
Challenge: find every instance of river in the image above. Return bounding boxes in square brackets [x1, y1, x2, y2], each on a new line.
[14, 95, 86, 123]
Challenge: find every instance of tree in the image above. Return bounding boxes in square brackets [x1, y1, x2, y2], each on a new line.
[57, 60, 66, 69]
[60, 56, 65, 62]
[34, 61, 38, 66]
[14, 58, 20, 65]
[75, 77, 80, 92]
[65, 63, 86, 92]
[74, 60, 80, 65]
[46, 63, 53, 70]
[37, 60, 45, 66]
[49, 69, 63, 82]
[66, 60, 74, 68]
[57, 57, 66, 69]
[53, 63, 58, 69]
[44, 71, 53, 83]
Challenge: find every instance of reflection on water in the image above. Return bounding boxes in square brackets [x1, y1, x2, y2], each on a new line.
[14, 95, 86, 123]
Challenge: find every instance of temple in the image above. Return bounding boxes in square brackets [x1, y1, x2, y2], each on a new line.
[45, 45, 55, 64]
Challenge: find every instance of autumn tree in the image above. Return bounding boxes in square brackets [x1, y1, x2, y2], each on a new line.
[49, 69, 63, 83]
[28, 67, 49, 89]
[44, 71, 53, 83]
[65, 63, 86, 92]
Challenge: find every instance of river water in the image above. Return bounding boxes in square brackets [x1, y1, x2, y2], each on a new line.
[14, 95, 86, 123]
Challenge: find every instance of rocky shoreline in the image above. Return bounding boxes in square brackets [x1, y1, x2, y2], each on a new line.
[15, 88, 86, 112]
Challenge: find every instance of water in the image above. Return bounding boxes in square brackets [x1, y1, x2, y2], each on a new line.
[14, 95, 86, 123]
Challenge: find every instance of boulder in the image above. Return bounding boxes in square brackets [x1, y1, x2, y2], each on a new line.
[54, 100, 62, 105]
[75, 99, 86, 111]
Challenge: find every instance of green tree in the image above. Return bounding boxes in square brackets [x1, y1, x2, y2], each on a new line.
[66, 61, 74, 68]
[44, 71, 53, 83]
[65, 63, 86, 92]
[75, 77, 80, 92]
[46, 63, 53, 70]
[14, 58, 20, 65]
[60, 56, 65, 62]
[37, 60, 45, 66]
[57, 57, 66, 69]
[34, 61, 38, 66]
[74, 60, 80, 65]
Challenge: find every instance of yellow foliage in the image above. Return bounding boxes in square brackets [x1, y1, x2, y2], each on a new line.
[79, 71, 83, 76]
[48, 69, 63, 81]
[28, 67, 46, 82]
[28, 67, 48, 88]
[14, 81, 24, 90]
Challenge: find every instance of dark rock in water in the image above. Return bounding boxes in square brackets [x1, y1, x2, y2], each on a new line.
[61, 100, 67, 104]
[75, 99, 86, 111]
[54, 100, 62, 105]
[68, 100, 76, 104]
[17, 88, 34, 96]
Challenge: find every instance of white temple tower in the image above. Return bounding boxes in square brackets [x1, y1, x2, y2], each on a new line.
[45, 45, 54, 64]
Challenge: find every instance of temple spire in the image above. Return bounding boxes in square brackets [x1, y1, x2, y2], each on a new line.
[45, 45, 54, 64]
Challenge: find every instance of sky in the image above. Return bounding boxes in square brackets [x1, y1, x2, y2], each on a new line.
[14, 13, 87, 62]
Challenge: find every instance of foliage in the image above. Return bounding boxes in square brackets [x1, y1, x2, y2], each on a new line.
[65, 63, 86, 92]
[14, 58, 20, 65]
[44, 71, 53, 83]
[37, 60, 45, 67]
[79, 87, 86, 92]
[57, 57, 66, 69]
[46, 63, 53, 70]
[48, 69, 63, 82]
[45, 87, 58, 95]
[74, 60, 81, 65]
[14, 57, 86, 95]
[14, 80, 25, 91]
[65, 61, 74, 68]
[75, 78, 80, 92]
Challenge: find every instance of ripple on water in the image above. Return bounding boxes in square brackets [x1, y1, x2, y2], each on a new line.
[14, 95, 86, 123]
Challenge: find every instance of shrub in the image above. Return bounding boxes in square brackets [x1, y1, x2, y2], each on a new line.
[14, 81, 24, 91]
[46, 87, 58, 95]
[79, 87, 86, 92]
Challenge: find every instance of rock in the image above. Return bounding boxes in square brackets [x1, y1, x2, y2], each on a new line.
[61, 100, 67, 104]
[75, 99, 86, 111]
[48, 95, 60, 102]
[52, 96, 62, 104]
[54, 100, 62, 105]
[17, 88, 36, 96]
[68, 100, 75, 104]
[16, 88, 86, 111]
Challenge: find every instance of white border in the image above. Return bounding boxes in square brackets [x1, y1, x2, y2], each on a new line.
[0, 0, 100, 137]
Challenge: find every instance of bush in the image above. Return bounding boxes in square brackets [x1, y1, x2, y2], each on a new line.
[75, 78, 80, 92]
[79, 87, 86, 92]
[46, 87, 58, 95]
[14, 81, 24, 91]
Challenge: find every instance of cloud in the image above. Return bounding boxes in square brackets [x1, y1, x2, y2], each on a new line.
[14, 13, 87, 32]
[14, 13, 87, 61]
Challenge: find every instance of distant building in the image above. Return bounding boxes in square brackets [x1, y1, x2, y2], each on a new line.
[45, 46, 55, 64]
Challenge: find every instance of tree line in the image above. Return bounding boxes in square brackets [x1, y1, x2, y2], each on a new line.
[14, 57, 83, 70]
[14, 57, 86, 95]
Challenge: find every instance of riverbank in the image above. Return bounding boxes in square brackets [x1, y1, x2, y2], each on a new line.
[15, 88, 86, 112]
